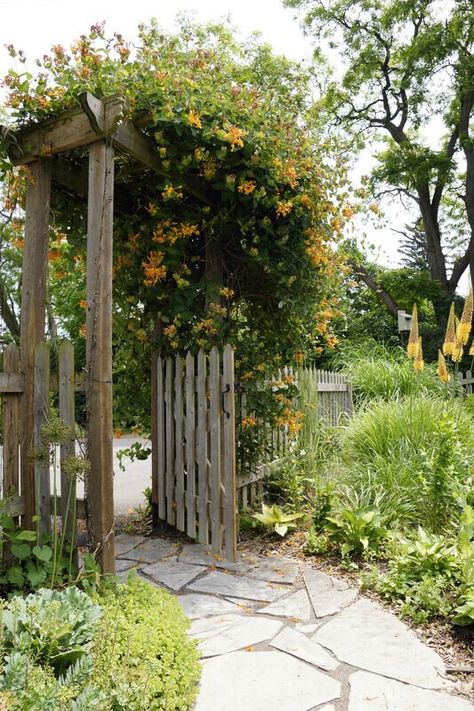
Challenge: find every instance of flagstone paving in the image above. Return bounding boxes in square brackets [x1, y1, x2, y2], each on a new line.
[115, 534, 474, 711]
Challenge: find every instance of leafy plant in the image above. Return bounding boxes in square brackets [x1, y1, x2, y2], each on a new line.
[339, 396, 474, 529]
[92, 575, 200, 710]
[2, 587, 102, 674]
[325, 507, 388, 558]
[253, 503, 303, 537]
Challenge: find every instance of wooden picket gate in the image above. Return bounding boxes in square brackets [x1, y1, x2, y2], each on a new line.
[0, 340, 84, 545]
[152, 348, 353, 561]
[152, 345, 237, 560]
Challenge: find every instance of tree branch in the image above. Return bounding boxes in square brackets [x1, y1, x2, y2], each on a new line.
[348, 259, 400, 317]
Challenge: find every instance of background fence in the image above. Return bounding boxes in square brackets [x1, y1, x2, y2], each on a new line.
[236, 365, 353, 508]
[0, 341, 83, 548]
[152, 348, 352, 559]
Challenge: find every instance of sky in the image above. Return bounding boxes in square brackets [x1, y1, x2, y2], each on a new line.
[0, 0, 404, 265]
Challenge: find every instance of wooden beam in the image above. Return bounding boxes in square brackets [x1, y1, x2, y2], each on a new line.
[0, 372, 24, 393]
[8, 95, 127, 165]
[34, 342, 51, 536]
[20, 159, 52, 528]
[86, 140, 115, 574]
[0, 494, 86, 519]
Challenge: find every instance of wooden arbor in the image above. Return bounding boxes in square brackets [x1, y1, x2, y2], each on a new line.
[6, 93, 206, 573]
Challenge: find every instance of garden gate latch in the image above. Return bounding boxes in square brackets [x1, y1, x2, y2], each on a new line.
[221, 381, 243, 419]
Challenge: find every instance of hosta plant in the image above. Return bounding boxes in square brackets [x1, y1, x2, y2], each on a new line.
[325, 507, 388, 558]
[253, 503, 303, 537]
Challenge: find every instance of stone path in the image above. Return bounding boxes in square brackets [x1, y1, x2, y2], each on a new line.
[115, 534, 474, 711]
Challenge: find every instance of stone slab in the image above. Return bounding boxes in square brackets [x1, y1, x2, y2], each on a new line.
[315, 598, 449, 690]
[188, 570, 288, 602]
[304, 568, 357, 617]
[270, 626, 338, 671]
[177, 594, 239, 619]
[257, 588, 312, 622]
[349, 671, 474, 710]
[114, 534, 145, 557]
[119, 538, 179, 564]
[179, 543, 257, 573]
[141, 560, 205, 590]
[194, 651, 341, 711]
[294, 622, 319, 635]
[191, 614, 283, 657]
[247, 557, 300, 584]
[115, 558, 138, 573]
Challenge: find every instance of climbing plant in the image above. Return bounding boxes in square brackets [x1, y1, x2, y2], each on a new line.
[1, 19, 351, 430]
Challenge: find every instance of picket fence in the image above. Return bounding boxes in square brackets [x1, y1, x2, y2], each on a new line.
[152, 346, 237, 561]
[236, 365, 353, 508]
[151, 348, 352, 560]
[0, 341, 83, 548]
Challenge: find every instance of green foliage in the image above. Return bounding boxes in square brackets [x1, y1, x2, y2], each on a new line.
[116, 441, 152, 472]
[334, 341, 448, 402]
[324, 507, 388, 558]
[1, 18, 349, 431]
[362, 508, 474, 624]
[286, 0, 474, 308]
[339, 397, 474, 529]
[253, 503, 303, 537]
[92, 575, 200, 710]
[2, 587, 102, 674]
[0, 588, 105, 709]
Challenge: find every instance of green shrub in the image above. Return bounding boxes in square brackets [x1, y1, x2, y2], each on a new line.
[0, 587, 105, 710]
[339, 397, 474, 530]
[93, 575, 200, 710]
[2, 587, 102, 674]
[324, 507, 388, 558]
[335, 341, 449, 402]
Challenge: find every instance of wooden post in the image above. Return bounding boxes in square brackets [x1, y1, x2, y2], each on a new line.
[20, 159, 52, 528]
[3, 344, 20, 500]
[209, 347, 222, 553]
[34, 342, 51, 535]
[222, 345, 237, 561]
[86, 140, 115, 574]
[59, 340, 77, 561]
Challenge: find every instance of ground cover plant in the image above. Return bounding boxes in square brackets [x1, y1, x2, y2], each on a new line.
[0, 576, 200, 711]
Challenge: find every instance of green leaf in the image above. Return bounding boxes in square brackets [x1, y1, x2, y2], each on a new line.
[11, 543, 32, 560]
[6, 566, 24, 587]
[275, 523, 288, 537]
[26, 565, 46, 588]
[16, 530, 38, 541]
[33, 545, 53, 563]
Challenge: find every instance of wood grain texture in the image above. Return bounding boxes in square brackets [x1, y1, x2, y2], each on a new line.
[20, 159, 52, 528]
[34, 343, 50, 535]
[3, 345, 20, 499]
[86, 141, 115, 574]
[58, 340, 77, 560]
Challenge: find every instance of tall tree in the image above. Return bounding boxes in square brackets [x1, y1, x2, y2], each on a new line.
[285, 0, 474, 321]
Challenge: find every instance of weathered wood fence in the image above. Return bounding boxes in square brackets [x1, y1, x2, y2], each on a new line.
[0, 341, 84, 546]
[152, 346, 237, 560]
[236, 366, 352, 507]
[460, 370, 474, 394]
[152, 348, 352, 559]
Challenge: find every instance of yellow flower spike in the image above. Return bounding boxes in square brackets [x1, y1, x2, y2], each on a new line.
[443, 303, 456, 356]
[452, 340, 464, 363]
[407, 305, 419, 359]
[469, 339, 474, 357]
[413, 336, 424, 371]
[458, 289, 474, 345]
[437, 350, 450, 383]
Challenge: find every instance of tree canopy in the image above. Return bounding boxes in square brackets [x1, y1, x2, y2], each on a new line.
[286, 0, 474, 323]
[0, 19, 349, 427]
